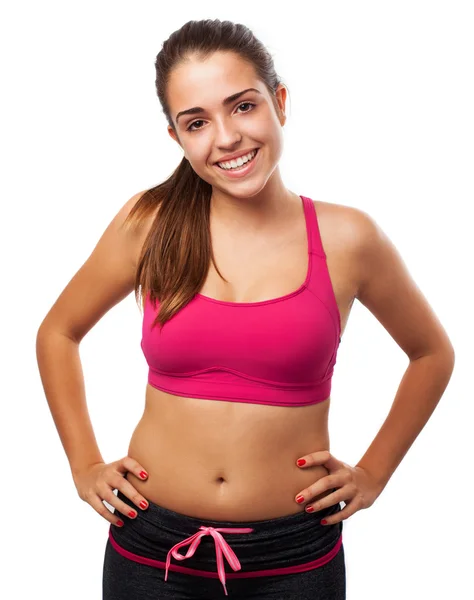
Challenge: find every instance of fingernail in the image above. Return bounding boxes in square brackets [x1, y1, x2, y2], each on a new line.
[321, 519, 328, 525]
[139, 471, 148, 479]
[139, 500, 148, 509]
[128, 510, 136, 518]
[116, 519, 124, 527]
[296, 495, 305, 504]
[297, 459, 306, 466]
[306, 506, 314, 512]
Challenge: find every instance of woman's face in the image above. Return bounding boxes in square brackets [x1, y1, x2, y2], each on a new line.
[167, 51, 287, 197]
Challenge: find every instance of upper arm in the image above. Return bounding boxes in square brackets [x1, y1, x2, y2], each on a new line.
[354, 209, 455, 361]
[38, 189, 150, 343]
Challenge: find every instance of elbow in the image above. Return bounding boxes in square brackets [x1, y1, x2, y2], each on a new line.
[36, 321, 80, 347]
[440, 343, 455, 369]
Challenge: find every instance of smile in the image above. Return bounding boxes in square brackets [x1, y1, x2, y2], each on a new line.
[213, 148, 260, 179]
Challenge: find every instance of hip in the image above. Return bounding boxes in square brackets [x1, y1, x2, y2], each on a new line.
[108, 488, 344, 579]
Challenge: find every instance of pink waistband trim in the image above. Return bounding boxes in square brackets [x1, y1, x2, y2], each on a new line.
[108, 526, 343, 596]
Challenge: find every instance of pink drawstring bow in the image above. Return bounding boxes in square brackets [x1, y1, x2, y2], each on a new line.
[165, 525, 254, 596]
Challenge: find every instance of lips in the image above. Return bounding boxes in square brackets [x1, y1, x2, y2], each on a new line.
[216, 148, 259, 170]
[213, 147, 260, 179]
[215, 148, 258, 167]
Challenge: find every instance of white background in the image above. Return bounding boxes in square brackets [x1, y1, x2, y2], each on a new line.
[1, 1, 472, 598]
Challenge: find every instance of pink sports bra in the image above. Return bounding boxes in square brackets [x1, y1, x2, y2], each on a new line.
[140, 195, 342, 407]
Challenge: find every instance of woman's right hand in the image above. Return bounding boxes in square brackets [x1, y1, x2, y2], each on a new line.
[73, 456, 150, 527]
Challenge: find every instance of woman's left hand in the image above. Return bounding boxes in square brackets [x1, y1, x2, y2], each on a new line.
[294, 450, 384, 525]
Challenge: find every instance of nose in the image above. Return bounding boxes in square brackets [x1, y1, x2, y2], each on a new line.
[214, 119, 242, 149]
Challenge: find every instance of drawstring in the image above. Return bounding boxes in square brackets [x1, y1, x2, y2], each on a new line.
[165, 525, 254, 596]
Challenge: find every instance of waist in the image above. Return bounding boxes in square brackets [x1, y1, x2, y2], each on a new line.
[127, 388, 332, 521]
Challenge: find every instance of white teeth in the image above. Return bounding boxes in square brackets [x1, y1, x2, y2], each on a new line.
[217, 149, 257, 170]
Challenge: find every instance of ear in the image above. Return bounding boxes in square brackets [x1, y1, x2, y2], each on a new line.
[168, 126, 182, 148]
[274, 84, 288, 126]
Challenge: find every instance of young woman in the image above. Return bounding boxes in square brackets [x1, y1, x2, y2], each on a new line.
[36, 18, 455, 600]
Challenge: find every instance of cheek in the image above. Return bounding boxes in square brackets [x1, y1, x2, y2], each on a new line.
[186, 150, 215, 183]
[262, 127, 284, 165]
[185, 145, 210, 169]
[254, 113, 283, 142]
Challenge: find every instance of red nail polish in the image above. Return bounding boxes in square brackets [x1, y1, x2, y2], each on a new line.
[139, 500, 148, 509]
[306, 506, 314, 512]
[116, 519, 124, 527]
[297, 459, 306, 466]
[296, 495, 305, 504]
[321, 519, 328, 525]
[128, 510, 136, 518]
[139, 471, 148, 479]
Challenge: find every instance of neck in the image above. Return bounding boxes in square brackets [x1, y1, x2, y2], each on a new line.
[210, 170, 299, 232]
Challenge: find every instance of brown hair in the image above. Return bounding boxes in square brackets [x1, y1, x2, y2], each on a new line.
[123, 19, 289, 329]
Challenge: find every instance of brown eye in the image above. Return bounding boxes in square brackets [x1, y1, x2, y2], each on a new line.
[187, 119, 205, 132]
[237, 102, 255, 113]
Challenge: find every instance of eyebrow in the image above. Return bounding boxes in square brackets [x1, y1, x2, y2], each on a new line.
[176, 88, 262, 123]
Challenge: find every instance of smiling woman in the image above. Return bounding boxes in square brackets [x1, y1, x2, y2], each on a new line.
[36, 16, 454, 600]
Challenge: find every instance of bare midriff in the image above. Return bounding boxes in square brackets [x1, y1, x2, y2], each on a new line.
[126, 384, 334, 522]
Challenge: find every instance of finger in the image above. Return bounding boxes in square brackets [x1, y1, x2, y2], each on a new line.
[297, 451, 342, 472]
[318, 497, 361, 525]
[99, 476, 147, 518]
[96, 480, 137, 519]
[88, 491, 124, 527]
[296, 450, 331, 467]
[117, 456, 149, 481]
[295, 475, 344, 504]
[116, 478, 150, 514]
[304, 487, 349, 513]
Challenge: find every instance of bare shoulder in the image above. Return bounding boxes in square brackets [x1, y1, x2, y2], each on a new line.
[312, 199, 367, 300]
[38, 188, 152, 342]
[315, 200, 454, 359]
[313, 199, 367, 251]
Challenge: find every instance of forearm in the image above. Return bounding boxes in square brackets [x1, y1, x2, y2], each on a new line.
[356, 350, 455, 491]
[36, 326, 104, 477]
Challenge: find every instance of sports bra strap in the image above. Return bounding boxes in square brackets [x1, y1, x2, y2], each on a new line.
[302, 195, 326, 258]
